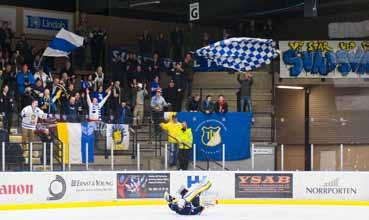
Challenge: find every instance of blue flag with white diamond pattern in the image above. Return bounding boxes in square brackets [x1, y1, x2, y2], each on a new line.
[196, 37, 279, 72]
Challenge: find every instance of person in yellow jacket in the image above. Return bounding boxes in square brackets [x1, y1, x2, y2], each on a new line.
[160, 113, 182, 167]
[177, 122, 193, 170]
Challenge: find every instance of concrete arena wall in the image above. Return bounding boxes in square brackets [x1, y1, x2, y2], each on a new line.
[1, 171, 369, 210]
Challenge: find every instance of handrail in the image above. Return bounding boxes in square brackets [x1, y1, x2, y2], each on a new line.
[164, 131, 228, 170]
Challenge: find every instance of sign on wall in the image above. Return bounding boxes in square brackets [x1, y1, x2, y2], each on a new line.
[106, 124, 130, 150]
[294, 172, 369, 200]
[117, 173, 170, 199]
[280, 41, 369, 78]
[110, 46, 226, 73]
[171, 171, 234, 199]
[23, 9, 74, 35]
[0, 172, 116, 204]
[189, 2, 200, 21]
[235, 173, 293, 198]
[0, 6, 16, 31]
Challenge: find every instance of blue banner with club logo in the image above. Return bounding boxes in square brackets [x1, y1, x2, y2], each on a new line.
[176, 112, 252, 161]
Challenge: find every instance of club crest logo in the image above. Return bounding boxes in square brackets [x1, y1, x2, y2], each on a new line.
[201, 126, 222, 147]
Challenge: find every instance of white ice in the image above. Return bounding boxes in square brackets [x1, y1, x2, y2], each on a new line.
[0, 204, 368, 220]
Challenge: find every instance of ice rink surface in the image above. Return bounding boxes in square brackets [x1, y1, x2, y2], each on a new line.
[0, 204, 368, 220]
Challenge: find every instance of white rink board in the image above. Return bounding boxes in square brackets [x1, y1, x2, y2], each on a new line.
[1, 171, 369, 206]
[170, 171, 234, 199]
[0, 172, 116, 204]
[294, 172, 369, 200]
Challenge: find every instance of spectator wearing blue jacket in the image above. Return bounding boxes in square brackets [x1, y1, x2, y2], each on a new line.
[117, 101, 131, 124]
[150, 75, 161, 97]
[16, 64, 35, 95]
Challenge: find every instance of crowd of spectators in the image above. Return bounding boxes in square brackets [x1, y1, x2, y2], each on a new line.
[0, 18, 266, 136]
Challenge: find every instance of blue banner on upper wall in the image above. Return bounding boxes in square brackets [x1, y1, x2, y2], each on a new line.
[110, 47, 226, 72]
[176, 112, 253, 161]
[280, 40, 369, 78]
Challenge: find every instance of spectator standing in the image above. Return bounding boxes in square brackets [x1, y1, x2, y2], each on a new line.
[21, 100, 48, 146]
[90, 28, 107, 69]
[214, 95, 228, 113]
[0, 22, 13, 55]
[39, 88, 55, 114]
[183, 53, 194, 97]
[66, 96, 78, 122]
[160, 113, 182, 167]
[177, 122, 193, 170]
[3, 63, 17, 95]
[81, 74, 95, 92]
[171, 26, 184, 61]
[94, 66, 105, 89]
[0, 69, 3, 90]
[151, 89, 168, 135]
[163, 80, 177, 112]
[184, 23, 196, 54]
[86, 88, 111, 121]
[117, 101, 131, 124]
[16, 64, 34, 95]
[61, 60, 75, 78]
[133, 83, 148, 127]
[172, 63, 185, 112]
[154, 32, 168, 58]
[237, 72, 253, 112]
[150, 75, 161, 97]
[201, 95, 214, 114]
[34, 67, 51, 88]
[138, 30, 153, 55]
[110, 81, 122, 113]
[75, 25, 88, 69]
[0, 85, 14, 132]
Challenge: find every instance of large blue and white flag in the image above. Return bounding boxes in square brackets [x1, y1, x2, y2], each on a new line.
[43, 28, 84, 57]
[196, 37, 279, 72]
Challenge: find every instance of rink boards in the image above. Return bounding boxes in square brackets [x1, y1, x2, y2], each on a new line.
[1, 171, 369, 210]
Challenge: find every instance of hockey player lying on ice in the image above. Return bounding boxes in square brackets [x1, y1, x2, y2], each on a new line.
[164, 180, 212, 215]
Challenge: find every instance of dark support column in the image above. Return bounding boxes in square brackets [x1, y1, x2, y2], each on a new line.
[304, 87, 311, 171]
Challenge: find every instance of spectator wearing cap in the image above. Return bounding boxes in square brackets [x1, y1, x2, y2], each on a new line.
[150, 75, 161, 97]
[16, 64, 34, 95]
[133, 83, 148, 127]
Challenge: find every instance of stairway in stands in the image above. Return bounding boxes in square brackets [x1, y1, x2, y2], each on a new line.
[192, 68, 274, 143]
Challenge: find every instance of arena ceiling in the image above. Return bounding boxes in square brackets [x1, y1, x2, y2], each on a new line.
[2, 0, 369, 24]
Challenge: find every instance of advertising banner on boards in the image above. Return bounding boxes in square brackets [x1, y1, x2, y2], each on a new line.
[117, 173, 170, 199]
[235, 173, 293, 198]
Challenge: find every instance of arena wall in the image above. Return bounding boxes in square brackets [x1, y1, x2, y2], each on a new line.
[1, 171, 369, 210]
